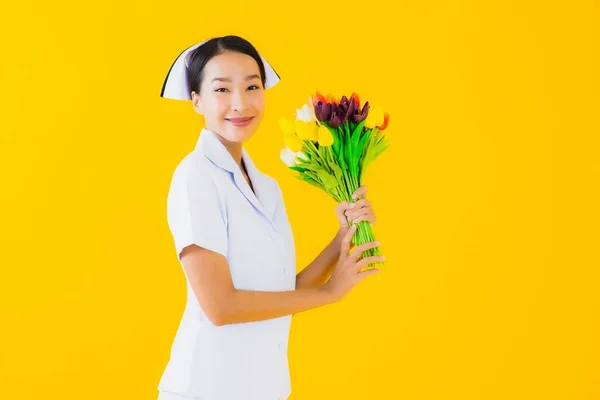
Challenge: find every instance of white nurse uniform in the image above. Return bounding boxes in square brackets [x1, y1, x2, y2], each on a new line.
[157, 128, 296, 400]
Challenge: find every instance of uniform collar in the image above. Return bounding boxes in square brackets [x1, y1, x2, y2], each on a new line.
[195, 128, 277, 228]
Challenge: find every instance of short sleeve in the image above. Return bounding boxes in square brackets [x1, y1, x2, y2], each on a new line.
[167, 162, 228, 260]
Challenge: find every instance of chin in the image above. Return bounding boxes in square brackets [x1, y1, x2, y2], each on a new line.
[222, 121, 261, 142]
[214, 127, 250, 144]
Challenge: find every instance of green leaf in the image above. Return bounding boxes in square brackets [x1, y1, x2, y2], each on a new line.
[297, 175, 324, 190]
[304, 170, 320, 182]
[316, 169, 338, 190]
[330, 161, 343, 181]
[294, 162, 322, 171]
[347, 119, 365, 176]
[289, 165, 306, 173]
[323, 147, 343, 181]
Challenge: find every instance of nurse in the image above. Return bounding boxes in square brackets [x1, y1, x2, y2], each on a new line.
[157, 35, 383, 400]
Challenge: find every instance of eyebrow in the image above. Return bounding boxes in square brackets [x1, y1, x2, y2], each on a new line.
[211, 74, 261, 83]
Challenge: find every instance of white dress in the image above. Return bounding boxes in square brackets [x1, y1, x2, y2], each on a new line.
[157, 128, 297, 400]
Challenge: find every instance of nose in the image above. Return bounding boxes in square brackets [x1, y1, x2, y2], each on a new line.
[230, 89, 249, 112]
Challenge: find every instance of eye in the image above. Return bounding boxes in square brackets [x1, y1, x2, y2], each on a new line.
[247, 85, 261, 90]
[215, 88, 229, 93]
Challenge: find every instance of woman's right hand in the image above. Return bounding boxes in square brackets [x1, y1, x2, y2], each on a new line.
[321, 224, 384, 303]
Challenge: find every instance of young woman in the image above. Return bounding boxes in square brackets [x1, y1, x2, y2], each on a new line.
[157, 35, 383, 400]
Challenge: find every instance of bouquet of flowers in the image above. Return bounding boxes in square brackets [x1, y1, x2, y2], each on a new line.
[279, 91, 390, 268]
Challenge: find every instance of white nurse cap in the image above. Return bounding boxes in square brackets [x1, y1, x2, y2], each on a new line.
[160, 38, 281, 100]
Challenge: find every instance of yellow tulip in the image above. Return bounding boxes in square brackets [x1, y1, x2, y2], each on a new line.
[317, 124, 334, 146]
[296, 120, 318, 141]
[278, 117, 296, 136]
[283, 133, 303, 152]
[364, 106, 384, 129]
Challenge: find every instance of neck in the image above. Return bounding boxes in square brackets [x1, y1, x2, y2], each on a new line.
[210, 130, 244, 171]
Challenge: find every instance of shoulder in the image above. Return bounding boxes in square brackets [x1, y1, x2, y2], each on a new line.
[169, 151, 218, 191]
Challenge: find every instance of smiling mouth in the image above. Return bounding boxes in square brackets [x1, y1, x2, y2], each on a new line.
[225, 117, 254, 123]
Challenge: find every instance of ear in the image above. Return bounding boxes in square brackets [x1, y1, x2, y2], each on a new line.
[191, 91, 204, 115]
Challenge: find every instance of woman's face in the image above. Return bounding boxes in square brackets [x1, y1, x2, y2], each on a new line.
[191, 51, 265, 144]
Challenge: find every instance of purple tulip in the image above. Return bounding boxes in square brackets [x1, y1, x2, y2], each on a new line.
[343, 96, 357, 122]
[314, 101, 332, 122]
[328, 107, 344, 128]
[352, 101, 370, 124]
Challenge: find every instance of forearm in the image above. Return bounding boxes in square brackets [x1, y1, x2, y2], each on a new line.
[217, 286, 334, 325]
[296, 231, 342, 289]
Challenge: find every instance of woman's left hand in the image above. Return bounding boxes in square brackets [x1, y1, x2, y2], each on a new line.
[334, 186, 377, 237]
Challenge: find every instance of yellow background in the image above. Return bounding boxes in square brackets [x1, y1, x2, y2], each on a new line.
[1, 0, 599, 399]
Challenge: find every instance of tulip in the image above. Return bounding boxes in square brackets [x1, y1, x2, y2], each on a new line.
[328, 109, 344, 129]
[343, 96, 357, 123]
[278, 117, 295, 136]
[280, 147, 307, 166]
[327, 93, 338, 104]
[296, 101, 316, 123]
[283, 133, 303, 152]
[311, 91, 327, 107]
[295, 120, 318, 141]
[314, 101, 332, 122]
[311, 91, 338, 106]
[350, 92, 361, 108]
[352, 101, 370, 124]
[317, 124, 334, 146]
[364, 105, 385, 129]
[380, 112, 390, 130]
[280, 147, 297, 166]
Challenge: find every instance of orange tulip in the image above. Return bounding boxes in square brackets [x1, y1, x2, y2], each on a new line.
[380, 112, 390, 130]
[312, 91, 327, 106]
[350, 92, 361, 108]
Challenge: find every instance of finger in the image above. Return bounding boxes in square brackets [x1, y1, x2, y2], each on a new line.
[350, 241, 380, 260]
[346, 206, 373, 221]
[352, 186, 368, 200]
[352, 214, 377, 225]
[340, 224, 357, 255]
[336, 201, 355, 227]
[336, 201, 356, 213]
[344, 199, 371, 217]
[357, 268, 381, 280]
[354, 199, 371, 209]
[352, 255, 385, 272]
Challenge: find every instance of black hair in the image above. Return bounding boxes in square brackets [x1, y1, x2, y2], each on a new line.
[186, 35, 267, 96]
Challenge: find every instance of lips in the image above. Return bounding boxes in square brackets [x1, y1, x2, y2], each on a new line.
[226, 117, 253, 123]
[225, 116, 254, 127]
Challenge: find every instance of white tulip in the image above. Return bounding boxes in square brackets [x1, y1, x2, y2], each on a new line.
[295, 98, 316, 123]
[280, 148, 298, 166]
[280, 147, 308, 167]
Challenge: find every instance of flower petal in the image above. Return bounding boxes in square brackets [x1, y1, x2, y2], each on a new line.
[364, 106, 384, 129]
[317, 125, 334, 146]
[350, 92, 361, 108]
[380, 112, 390, 130]
[312, 91, 327, 106]
[296, 104, 315, 123]
[284, 133, 304, 152]
[278, 117, 296, 136]
[280, 147, 298, 166]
